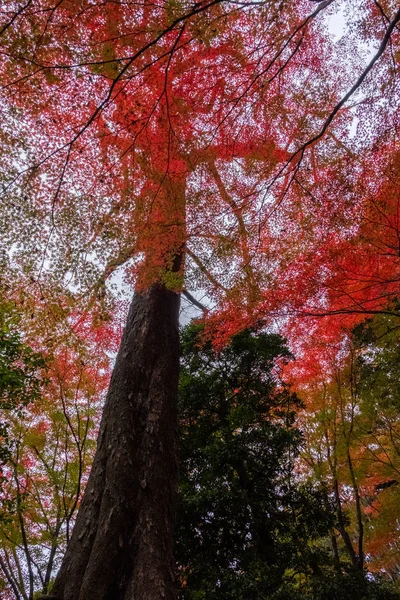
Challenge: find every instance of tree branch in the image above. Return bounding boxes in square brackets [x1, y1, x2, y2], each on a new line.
[182, 290, 208, 313]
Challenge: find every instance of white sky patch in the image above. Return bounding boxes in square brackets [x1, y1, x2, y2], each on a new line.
[327, 5, 347, 41]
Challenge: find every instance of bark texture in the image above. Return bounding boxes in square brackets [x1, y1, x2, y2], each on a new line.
[49, 283, 180, 600]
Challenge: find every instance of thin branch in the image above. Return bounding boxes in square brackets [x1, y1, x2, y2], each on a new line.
[186, 247, 228, 292]
[0, 0, 32, 36]
[262, 5, 400, 213]
[182, 289, 208, 312]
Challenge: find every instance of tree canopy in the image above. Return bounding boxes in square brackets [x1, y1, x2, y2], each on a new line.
[0, 0, 399, 332]
[0, 1, 400, 599]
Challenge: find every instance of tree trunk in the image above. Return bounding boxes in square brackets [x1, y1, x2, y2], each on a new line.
[47, 283, 180, 600]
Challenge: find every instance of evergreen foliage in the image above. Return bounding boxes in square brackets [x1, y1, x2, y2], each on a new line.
[0, 300, 45, 476]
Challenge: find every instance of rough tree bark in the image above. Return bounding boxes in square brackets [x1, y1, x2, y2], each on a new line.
[45, 283, 180, 600]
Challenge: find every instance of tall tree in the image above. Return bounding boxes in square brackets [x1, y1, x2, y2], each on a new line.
[0, 295, 112, 600]
[299, 311, 400, 583]
[176, 325, 326, 599]
[0, 300, 46, 599]
[0, 1, 400, 598]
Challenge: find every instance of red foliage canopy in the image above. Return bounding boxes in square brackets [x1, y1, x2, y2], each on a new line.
[0, 0, 399, 347]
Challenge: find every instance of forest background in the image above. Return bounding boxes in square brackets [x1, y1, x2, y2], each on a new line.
[0, 0, 400, 598]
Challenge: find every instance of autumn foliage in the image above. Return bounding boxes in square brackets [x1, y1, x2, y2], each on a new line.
[0, 0, 400, 598]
